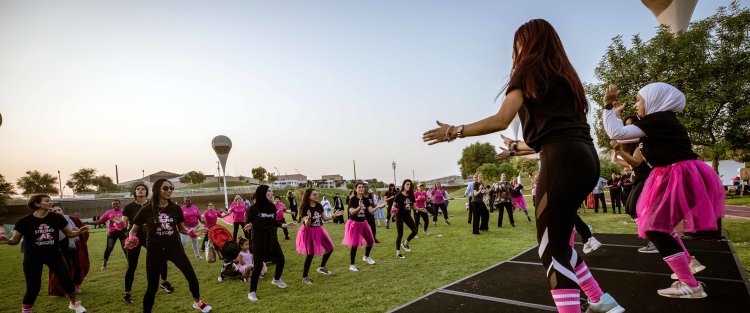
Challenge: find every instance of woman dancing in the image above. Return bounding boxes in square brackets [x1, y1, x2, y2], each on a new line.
[296, 188, 342, 285]
[342, 182, 377, 271]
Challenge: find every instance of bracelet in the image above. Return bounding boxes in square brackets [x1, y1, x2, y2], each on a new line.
[510, 141, 518, 152]
[445, 125, 455, 142]
[126, 236, 140, 249]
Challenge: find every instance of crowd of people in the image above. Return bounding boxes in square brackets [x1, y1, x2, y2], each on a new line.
[0, 18, 728, 313]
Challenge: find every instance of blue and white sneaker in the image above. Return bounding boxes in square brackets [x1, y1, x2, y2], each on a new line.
[586, 293, 625, 313]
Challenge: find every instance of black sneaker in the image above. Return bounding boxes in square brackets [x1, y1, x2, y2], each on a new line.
[375, 239, 381, 244]
[160, 281, 175, 294]
[124, 293, 133, 304]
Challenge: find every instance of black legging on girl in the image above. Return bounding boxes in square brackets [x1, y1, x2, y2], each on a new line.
[104, 230, 127, 261]
[396, 212, 417, 250]
[143, 244, 200, 313]
[125, 242, 168, 292]
[23, 254, 75, 304]
[233, 222, 249, 241]
[535, 141, 599, 290]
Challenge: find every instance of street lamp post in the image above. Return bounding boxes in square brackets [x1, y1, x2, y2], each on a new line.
[212, 135, 233, 210]
[392, 160, 396, 185]
[57, 170, 62, 198]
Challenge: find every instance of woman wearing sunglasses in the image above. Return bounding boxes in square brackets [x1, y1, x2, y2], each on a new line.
[127, 179, 212, 313]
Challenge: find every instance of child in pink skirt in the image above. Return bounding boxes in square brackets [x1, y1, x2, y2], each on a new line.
[296, 188, 342, 285]
[604, 82, 724, 299]
[342, 182, 377, 272]
[236, 238, 267, 282]
[510, 177, 531, 222]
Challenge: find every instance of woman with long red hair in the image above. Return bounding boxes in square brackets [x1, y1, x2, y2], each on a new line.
[423, 19, 623, 313]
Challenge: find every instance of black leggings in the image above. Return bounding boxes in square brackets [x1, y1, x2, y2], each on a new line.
[104, 230, 127, 261]
[414, 210, 429, 231]
[23, 253, 74, 305]
[593, 193, 607, 213]
[277, 219, 290, 239]
[395, 212, 417, 250]
[496, 202, 514, 227]
[367, 218, 377, 240]
[535, 141, 599, 290]
[609, 190, 622, 213]
[626, 180, 646, 218]
[349, 246, 372, 265]
[233, 222, 249, 242]
[432, 203, 448, 222]
[574, 214, 592, 242]
[143, 243, 200, 313]
[303, 250, 332, 278]
[333, 210, 345, 224]
[386, 205, 394, 225]
[472, 202, 489, 233]
[125, 242, 168, 293]
[646, 231, 683, 258]
[250, 231, 285, 293]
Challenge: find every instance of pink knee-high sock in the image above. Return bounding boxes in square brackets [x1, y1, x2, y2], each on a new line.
[575, 263, 603, 303]
[551, 289, 581, 313]
[664, 252, 698, 287]
[670, 232, 691, 263]
[569, 229, 576, 248]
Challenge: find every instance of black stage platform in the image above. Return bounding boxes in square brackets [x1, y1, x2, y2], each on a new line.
[390, 234, 750, 312]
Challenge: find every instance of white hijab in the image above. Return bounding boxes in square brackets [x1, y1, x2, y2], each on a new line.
[639, 82, 686, 115]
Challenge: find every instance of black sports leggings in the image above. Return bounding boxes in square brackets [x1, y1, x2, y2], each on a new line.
[104, 230, 127, 261]
[349, 246, 372, 265]
[609, 189, 622, 213]
[432, 203, 448, 222]
[646, 231, 683, 258]
[574, 214, 592, 242]
[395, 212, 417, 250]
[125, 242, 168, 293]
[414, 210, 429, 231]
[535, 141, 599, 290]
[472, 201, 489, 233]
[23, 253, 74, 305]
[250, 231, 285, 293]
[367, 217, 377, 240]
[233, 222, 249, 242]
[303, 250, 332, 278]
[496, 202, 514, 227]
[143, 243, 200, 313]
[626, 180, 646, 218]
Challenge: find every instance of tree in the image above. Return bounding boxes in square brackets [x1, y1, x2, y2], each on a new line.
[600, 159, 624, 178]
[66, 168, 97, 193]
[510, 157, 539, 177]
[251, 167, 268, 183]
[0, 174, 16, 214]
[497, 163, 518, 179]
[586, 1, 750, 171]
[476, 163, 502, 182]
[238, 175, 246, 183]
[458, 142, 507, 178]
[94, 175, 119, 193]
[179, 171, 207, 184]
[16, 170, 59, 195]
[267, 172, 278, 183]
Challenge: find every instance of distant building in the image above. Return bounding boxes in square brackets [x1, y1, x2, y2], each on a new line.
[424, 175, 471, 187]
[322, 174, 343, 181]
[117, 171, 180, 187]
[277, 174, 307, 182]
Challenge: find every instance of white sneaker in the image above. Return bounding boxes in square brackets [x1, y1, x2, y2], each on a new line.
[363, 256, 376, 265]
[195, 254, 203, 259]
[271, 278, 287, 289]
[586, 293, 624, 313]
[424, 230, 431, 236]
[396, 253, 405, 259]
[68, 301, 86, 313]
[316, 267, 332, 275]
[247, 292, 258, 302]
[302, 277, 313, 285]
[583, 237, 602, 254]
[638, 241, 659, 253]
[192, 300, 212, 312]
[349, 265, 359, 272]
[670, 257, 707, 279]
[657, 281, 707, 299]
[401, 243, 411, 252]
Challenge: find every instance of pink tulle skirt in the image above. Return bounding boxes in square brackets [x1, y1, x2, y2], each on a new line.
[512, 196, 527, 209]
[341, 220, 375, 248]
[296, 225, 334, 256]
[636, 160, 725, 238]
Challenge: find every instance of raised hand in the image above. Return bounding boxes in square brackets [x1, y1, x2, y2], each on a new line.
[604, 84, 619, 104]
[422, 121, 454, 145]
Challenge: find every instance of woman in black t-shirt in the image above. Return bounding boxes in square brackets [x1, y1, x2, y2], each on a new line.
[243, 185, 297, 302]
[384, 184, 398, 228]
[604, 82, 724, 299]
[423, 19, 623, 313]
[0, 194, 90, 313]
[126, 179, 212, 313]
[287, 191, 299, 222]
[342, 182, 377, 271]
[296, 188, 342, 285]
[392, 179, 423, 259]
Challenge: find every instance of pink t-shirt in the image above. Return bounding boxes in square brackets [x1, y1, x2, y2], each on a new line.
[414, 191, 428, 208]
[202, 209, 220, 228]
[229, 203, 247, 222]
[181, 205, 201, 228]
[275, 203, 287, 221]
[430, 189, 448, 204]
[99, 209, 126, 233]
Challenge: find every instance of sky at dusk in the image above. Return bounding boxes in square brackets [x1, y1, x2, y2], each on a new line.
[0, 0, 742, 192]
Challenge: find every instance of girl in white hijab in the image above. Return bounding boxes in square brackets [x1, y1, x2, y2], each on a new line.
[602, 82, 724, 299]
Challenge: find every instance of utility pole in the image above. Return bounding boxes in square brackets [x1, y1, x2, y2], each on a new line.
[392, 160, 397, 185]
[353, 160, 357, 181]
[57, 170, 63, 198]
[217, 161, 221, 191]
[115, 165, 119, 184]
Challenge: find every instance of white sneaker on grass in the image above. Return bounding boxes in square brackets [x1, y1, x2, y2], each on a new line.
[192, 300, 212, 312]
[302, 277, 313, 285]
[68, 301, 86, 313]
[363, 256, 376, 265]
[670, 257, 707, 280]
[657, 281, 707, 299]
[401, 243, 411, 252]
[247, 292, 258, 302]
[583, 237, 602, 254]
[271, 278, 287, 289]
[316, 267, 332, 275]
[349, 265, 359, 272]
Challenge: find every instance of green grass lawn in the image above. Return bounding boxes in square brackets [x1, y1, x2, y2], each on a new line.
[1, 200, 748, 312]
[726, 195, 750, 206]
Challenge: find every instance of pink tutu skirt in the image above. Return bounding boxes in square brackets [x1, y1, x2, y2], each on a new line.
[341, 220, 375, 248]
[295, 225, 334, 256]
[636, 159, 725, 238]
[512, 196, 527, 209]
